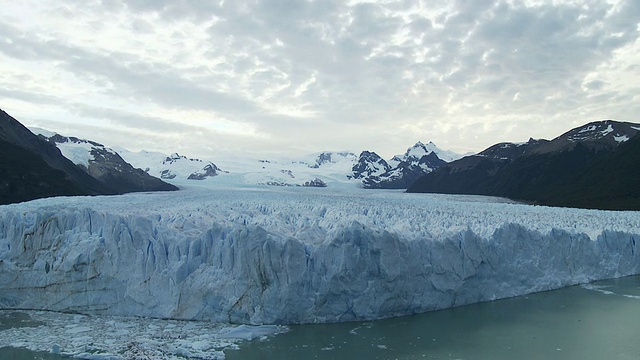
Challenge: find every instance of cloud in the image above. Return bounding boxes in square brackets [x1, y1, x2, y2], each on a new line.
[1, 0, 639, 159]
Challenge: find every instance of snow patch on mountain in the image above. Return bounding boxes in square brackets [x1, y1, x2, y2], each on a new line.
[568, 123, 610, 142]
[30, 128, 117, 168]
[601, 124, 614, 136]
[28, 127, 57, 138]
[614, 135, 630, 143]
[565, 120, 638, 144]
[57, 140, 95, 168]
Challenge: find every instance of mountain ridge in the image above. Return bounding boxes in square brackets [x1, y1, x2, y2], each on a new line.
[0, 109, 177, 205]
[408, 120, 640, 210]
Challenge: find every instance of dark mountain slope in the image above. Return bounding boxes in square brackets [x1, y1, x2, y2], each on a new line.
[540, 134, 640, 210]
[405, 156, 508, 196]
[0, 109, 177, 205]
[408, 120, 640, 210]
[44, 134, 178, 193]
[0, 109, 112, 197]
[0, 139, 87, 204]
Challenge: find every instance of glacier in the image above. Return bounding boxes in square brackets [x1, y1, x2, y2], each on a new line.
[0, 184, 639, 325]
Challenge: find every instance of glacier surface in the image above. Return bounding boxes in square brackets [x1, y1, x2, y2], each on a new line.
[0, 185, 639, 324]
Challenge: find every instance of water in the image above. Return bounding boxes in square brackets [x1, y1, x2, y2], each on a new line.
[227, 276, 640, 360]
[1, 276, 639, 359]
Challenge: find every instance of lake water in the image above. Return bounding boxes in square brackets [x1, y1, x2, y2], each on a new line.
[227, 275, 640, 360]
[1, 276, 639, 360]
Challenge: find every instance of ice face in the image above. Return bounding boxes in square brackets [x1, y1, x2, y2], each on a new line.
[0, 187, 638, 324]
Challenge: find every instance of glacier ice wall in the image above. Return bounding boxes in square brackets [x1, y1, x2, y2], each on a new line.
[0, 189, 639, 324]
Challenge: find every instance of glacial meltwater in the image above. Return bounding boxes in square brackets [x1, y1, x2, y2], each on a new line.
[228, 275, 640, 360]
[1, 275, 639, 359]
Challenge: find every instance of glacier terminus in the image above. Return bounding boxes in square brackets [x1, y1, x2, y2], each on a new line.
[0, 184, 639, 325]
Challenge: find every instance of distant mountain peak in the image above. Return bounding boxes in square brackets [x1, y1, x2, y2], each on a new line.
[187, 162, 222, 180]
[392, 140, 463, 164]
[163, 153, 203, 165]
[351, 151, 390, 180]
[306, 151, 357, 169]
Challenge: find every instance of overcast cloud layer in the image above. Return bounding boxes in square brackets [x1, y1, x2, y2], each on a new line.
[2, 0, 639, 159]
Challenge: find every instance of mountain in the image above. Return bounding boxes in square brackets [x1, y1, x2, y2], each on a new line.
[408, 120, 640, 210]
[120, 144, 460, 189]
[0, 109, 177, 205]
[304, 151, 357, 169]
[28, 114, 462, 190]
[360, 142, 456, 189]
[389, 140, 464, 165]
[39, 134, 178, 194]
[351, 151, 391, 180]
[0, 109, 114, 204]
[112, 149, 226, 182]
[0, 137, 89, 204]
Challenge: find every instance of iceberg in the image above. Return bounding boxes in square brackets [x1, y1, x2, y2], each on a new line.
[0, 187, 638, 324]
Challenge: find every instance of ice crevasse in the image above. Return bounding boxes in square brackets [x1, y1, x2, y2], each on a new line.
[0, 188, 639, 324]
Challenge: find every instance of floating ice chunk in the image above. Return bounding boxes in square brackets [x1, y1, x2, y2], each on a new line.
[581, 284, 615, 295]
[219, 325, 281, 341]
[74, 354, 121, 360]
[65, 326, 92, 334]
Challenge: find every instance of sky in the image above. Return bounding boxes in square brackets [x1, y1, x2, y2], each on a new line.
[1, 0, 640, 160]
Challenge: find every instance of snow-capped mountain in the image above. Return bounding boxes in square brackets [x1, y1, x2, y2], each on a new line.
[33, 131, 177, 194]
[27, 111, 462, 191]
[228, 151, 358, 188]
[1, 109, 176, 205]
[361, 141, 459, 189]
[115, 149, 357, 188]
[113, 148, 224, 181]
[114, 142, 461, 190]
[301, 151, 358, 169]
[350, 151, 391, 180]
[390, 140, 465, 165]
[479, 120, 639, 161]
[409, 120, 640, 210]
[542, 120, 640, 152]
[115, 143, 461, 189]
[0, 111, 104, 204]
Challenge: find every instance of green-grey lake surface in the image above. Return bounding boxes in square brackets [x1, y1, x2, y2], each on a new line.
[1, 276, 639, 360]
[227, 275, 640, 360]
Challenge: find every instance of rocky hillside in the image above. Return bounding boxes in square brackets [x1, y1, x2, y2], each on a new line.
[408, 120, 640, 210]
[0, 109, 176, 205]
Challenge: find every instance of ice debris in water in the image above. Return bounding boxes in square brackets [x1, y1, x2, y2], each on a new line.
[0, 310, 285, 359]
